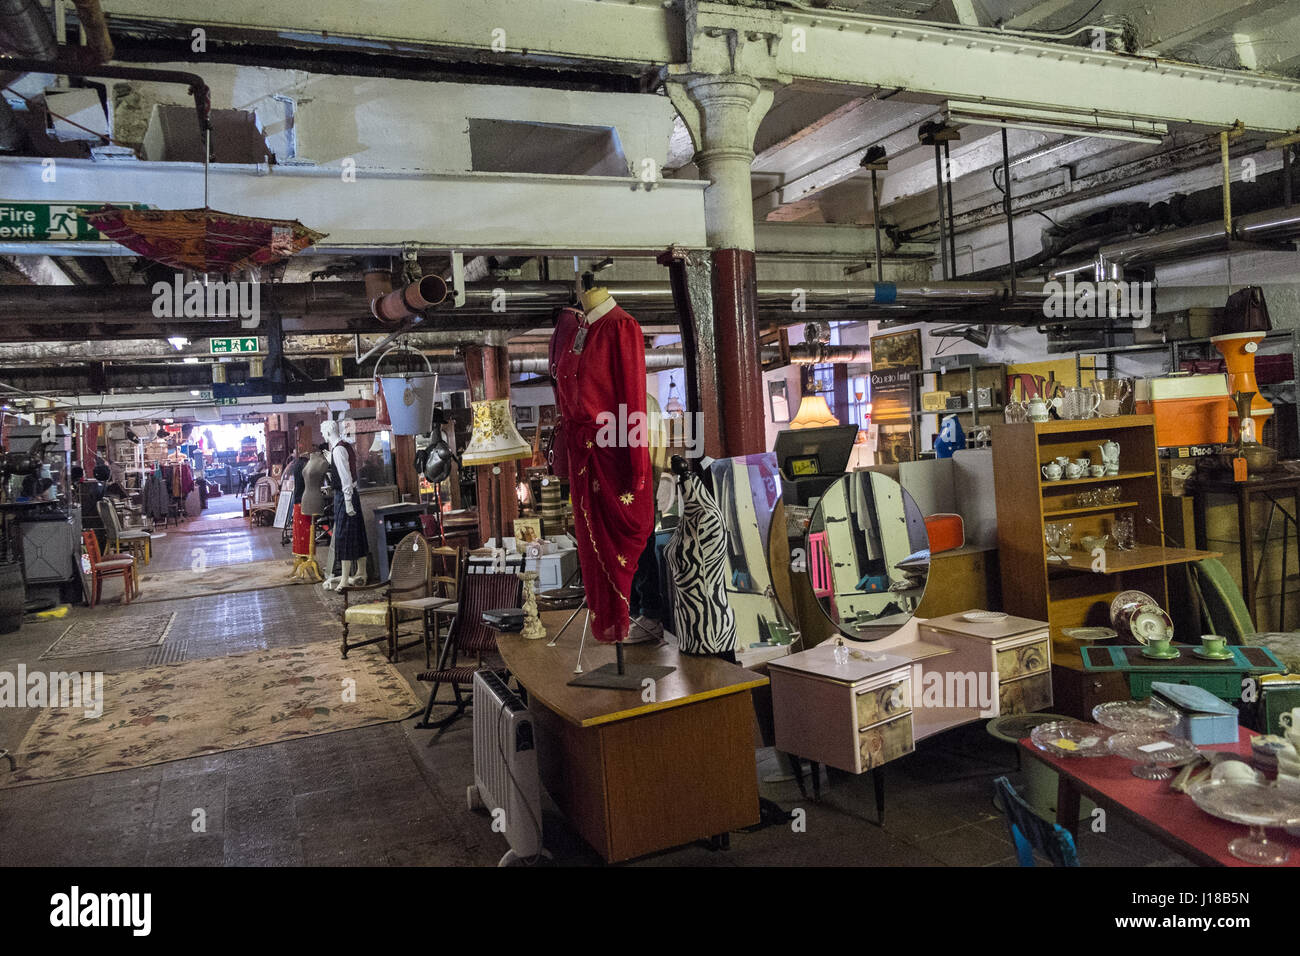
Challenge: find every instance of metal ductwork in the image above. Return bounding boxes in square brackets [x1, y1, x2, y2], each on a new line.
[0, 0, 57, 152]
[369, 274, 449, 323]
[1050, 204, 1300, 277]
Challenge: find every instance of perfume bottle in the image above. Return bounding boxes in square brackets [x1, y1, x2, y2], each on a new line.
[833, 637, 849, 666]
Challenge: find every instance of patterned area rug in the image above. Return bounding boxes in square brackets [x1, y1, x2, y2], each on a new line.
[4, 643, 419, 787]
[40, 612, 176, 660]
[132, 558, 306, 604]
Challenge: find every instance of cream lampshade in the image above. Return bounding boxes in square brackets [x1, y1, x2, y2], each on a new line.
[461, 398, 532, 466]
[790, 394, 840, 429]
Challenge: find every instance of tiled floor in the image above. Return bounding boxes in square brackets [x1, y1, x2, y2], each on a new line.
[0, 506, 1193, 867]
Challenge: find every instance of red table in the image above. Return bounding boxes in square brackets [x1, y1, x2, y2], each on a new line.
[1020, 727, 1300, 867]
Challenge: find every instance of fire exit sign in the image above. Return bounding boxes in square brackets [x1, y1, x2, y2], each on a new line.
[209, 337, 260, 354]
[0, 202, 148, 240]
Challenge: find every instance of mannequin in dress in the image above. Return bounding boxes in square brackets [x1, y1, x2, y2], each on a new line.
[320, 420, 368, 590]
[290, 446, 329, 582]
[300, 447, 328, 516]
[551, 285, 655, 643]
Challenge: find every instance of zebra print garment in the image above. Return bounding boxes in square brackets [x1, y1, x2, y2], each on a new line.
[665, 470, 737, 656]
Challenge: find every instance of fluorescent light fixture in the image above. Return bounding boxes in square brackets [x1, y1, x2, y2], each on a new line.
[190, 390, 201, 396]
[946, 101, 1168, 145]
[183, 357, 200, 364]
[167, 336, 189, 351]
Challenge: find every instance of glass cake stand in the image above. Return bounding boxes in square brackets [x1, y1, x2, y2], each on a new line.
[1030, 720, 1113, 758]
[1186, 777, 1300, 865]
[1106, 731, 1201, 780]
[1092, 699, 1178, 733]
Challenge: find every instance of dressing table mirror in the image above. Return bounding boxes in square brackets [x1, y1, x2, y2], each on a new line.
[806, 470, 930, 641]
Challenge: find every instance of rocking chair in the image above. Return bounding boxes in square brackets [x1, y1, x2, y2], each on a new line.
[416, 566, 521, 729]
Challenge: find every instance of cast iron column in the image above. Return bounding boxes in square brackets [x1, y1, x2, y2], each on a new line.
[667, 74, 772, 458]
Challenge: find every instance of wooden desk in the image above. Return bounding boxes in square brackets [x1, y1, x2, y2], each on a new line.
[497, 611, 767, 862]
[1022, 727, 1300, 867]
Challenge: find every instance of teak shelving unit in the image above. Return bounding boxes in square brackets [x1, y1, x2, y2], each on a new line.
[991, 414, 1220, 718]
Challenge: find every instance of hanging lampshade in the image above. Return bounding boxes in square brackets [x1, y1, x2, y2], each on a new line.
[665, 380, 684, 417]
[461, 398, 532, 466]
[790, 394, 840, 429]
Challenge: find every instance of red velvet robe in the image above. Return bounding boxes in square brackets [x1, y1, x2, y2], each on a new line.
[552, 302, 654, 643]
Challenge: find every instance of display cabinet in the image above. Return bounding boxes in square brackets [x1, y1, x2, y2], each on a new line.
[992, 415, 1220, 718]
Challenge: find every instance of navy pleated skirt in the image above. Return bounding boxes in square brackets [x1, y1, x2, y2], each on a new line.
[332, 489, 368, 561]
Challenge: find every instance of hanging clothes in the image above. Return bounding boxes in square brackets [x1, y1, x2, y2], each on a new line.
[329, 439, 367, 561]
[552, 301, 654, 643]
[665, 465, 737, 656]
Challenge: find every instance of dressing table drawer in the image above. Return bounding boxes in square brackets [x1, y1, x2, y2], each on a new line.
[996, 639, 1050, 682]
[855, 677, 911, 729]
[857, 714, 914, 772]
[999, 671, 1053, 716]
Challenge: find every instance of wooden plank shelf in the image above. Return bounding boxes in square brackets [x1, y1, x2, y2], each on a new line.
[1040, 471, 1155, 489]
[1048, 545, 1221, 575]
[1043, 501, 1140, 518]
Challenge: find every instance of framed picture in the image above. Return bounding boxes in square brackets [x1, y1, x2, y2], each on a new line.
[769, 379, 791, 423]
[513, 518, 543, 549]
[515, 406, 534, 424]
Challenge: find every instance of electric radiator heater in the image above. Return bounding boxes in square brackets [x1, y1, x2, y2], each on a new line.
[469, 669, 546, 865]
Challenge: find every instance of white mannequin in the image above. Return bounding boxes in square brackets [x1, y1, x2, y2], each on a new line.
[320, 419, 367, 590]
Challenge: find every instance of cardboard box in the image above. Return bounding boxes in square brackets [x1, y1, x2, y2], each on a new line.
[1152, 681, 1238, 745]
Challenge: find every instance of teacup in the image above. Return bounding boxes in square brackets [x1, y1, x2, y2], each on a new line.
[1042, 462, 1063, 481]
[1074, 457, 1090, 469]
[1201, 635, 1229, 657]
[1064, 462, 1085, 479]
[1146, 636, 1174, 656]
[1089, 465, 1105, 478]
[1212, 761, 1260, 784]
[1054, 456, 1070, 468]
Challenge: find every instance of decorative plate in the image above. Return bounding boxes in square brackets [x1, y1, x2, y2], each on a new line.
[1141, 644, 1181, 660]
[1030, 720, 1113, 758]
[961, 611, 1008, 623]
[1062, 626, 1118, 642]
[1109, 589, 1165, 644]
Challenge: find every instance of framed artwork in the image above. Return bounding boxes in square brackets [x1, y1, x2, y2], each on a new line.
[769, 379, 791, 423]
[513, 518, 543, 549]
[515, 406, 535, 424]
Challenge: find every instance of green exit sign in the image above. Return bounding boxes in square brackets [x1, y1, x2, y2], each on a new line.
[214, 397, 240, 406]
[209, 337, 260, 355]
[0, 201, 148, 240]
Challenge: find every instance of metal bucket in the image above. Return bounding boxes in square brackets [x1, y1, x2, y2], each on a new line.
[374, 345, 438, 436]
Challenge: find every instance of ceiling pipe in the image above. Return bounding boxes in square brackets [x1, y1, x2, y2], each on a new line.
[68, 0, 114, 66]
[1050, 203, 1300, 277]
[369, 273, 448, 323]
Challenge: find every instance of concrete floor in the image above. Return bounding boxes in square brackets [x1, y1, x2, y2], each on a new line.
[0, 496, 1194, 867]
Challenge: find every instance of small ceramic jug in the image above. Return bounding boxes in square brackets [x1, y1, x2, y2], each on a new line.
[1027, 397, 1050, 422]
[1042, 462, 1063, 481]
[1064, 462, 1084, 479]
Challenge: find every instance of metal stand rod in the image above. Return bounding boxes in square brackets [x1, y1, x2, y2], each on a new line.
[573, 610, 590, 674]
[943, 140, 958, 277]
[615, 641, 625, 676]
[547, 598, 587, 647]
[933, 142, 949, 280]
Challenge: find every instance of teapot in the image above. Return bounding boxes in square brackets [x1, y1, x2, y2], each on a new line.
[1097, 440, 1121, 475]
[1027, 397, 1051, 422]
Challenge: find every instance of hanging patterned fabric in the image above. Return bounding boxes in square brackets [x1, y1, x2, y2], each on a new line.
[665, 468, 737, 656]
[552, 302, 654, 643]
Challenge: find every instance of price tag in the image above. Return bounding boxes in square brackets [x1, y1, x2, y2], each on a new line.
[1138, 740, 1176, 753]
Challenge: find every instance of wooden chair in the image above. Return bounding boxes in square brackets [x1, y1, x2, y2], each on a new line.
[249, 477, 278, 526]
[992, 775, 1080, 867]
[98, 499, 151, 588]
[340, 531, 437, 662]
[81, 530, 136, 608]
[416, 566, 521, 729]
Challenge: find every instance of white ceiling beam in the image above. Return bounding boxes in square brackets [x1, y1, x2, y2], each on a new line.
[1131, 0, 1292, 55]
[0, 157, 708, 256]
[99, 0, 1300, 132]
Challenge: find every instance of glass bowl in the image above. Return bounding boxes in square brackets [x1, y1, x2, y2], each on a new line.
[1092, 699, 1178, 733]
[1186, 777, 1300, 865]
[1107, 731, 1201, 780]
[1030, 720, 1113, 758]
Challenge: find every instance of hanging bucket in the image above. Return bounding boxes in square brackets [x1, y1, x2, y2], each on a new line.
[375, 345, 438, 436]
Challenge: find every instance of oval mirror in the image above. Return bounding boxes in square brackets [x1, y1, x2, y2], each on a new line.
[806, 470, 929, 641]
